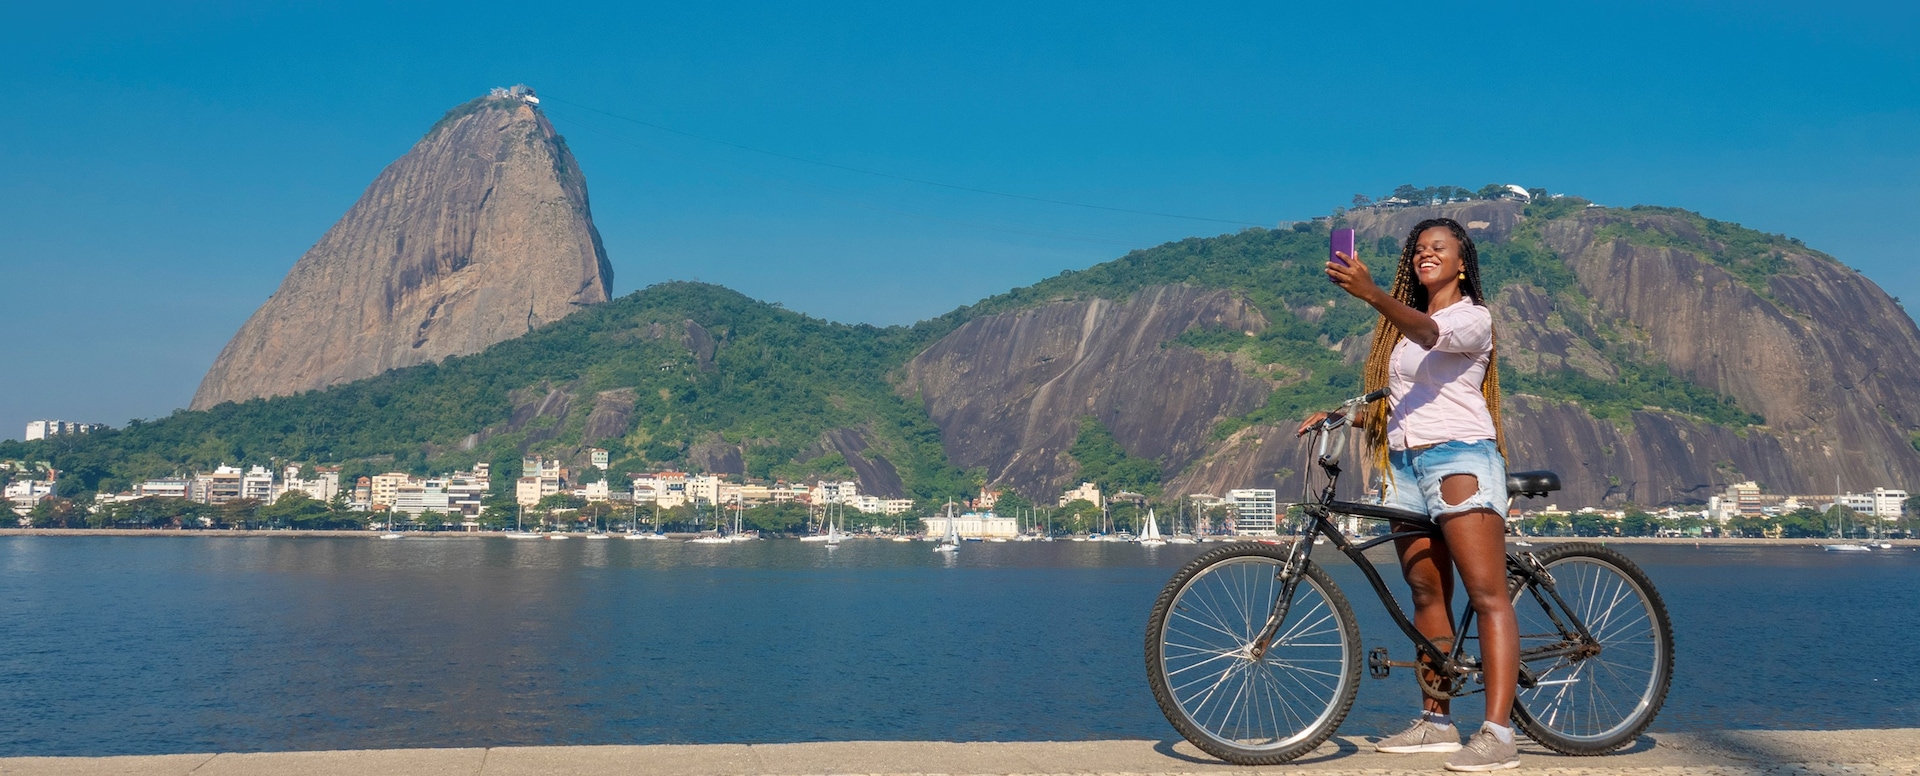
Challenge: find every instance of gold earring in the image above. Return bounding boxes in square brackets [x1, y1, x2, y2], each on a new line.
[1457, 271, 1466, 281]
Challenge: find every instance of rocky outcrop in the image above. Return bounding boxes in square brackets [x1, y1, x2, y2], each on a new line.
[191, 92, 612, 409]
[1353, 201, 1920, 501]
[927, 201, 1920, 506]
[904, 286, 1274, 497]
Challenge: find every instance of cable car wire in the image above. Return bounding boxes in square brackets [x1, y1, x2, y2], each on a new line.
[544, 96, 1264, 227]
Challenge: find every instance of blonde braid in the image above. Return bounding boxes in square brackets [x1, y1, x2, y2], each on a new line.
[1360, 219, 1507, 477]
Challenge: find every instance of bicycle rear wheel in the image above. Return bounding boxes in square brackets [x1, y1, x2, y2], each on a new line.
[1510, 542, 1673, 754]
[1145, 542, 1361, 765]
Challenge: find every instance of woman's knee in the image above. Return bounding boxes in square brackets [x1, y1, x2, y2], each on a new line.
[1404, 573, 1449, 608]
[1463, 586, 1513, 617]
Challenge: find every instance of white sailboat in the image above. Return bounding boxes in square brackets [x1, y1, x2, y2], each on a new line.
[934, 501, 960, 553]
[825, 504, 844, 546]
[505, 505, 540, 539]
[1138, 508, 1166, 546]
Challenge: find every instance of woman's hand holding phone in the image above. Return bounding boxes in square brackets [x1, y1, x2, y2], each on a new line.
[1325, 249, 1380, 303]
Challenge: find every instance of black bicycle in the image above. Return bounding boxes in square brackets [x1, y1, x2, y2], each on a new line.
[1145, 389, 1673, 765]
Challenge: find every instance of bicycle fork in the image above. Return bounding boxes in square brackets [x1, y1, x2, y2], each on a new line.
[1247, 538, 1312, 661]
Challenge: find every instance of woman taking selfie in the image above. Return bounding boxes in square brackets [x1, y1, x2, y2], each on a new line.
[1308, 217, 1519, 772]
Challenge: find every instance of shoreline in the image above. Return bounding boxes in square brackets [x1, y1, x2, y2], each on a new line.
[1, 730, 1917, 776]
[0, 527, 1914, 547]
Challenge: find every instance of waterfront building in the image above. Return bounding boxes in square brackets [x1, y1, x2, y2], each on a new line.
[444, 466, 488, 519]
[370, 472, 415, 510]
[279, 465, 341, 503]
[812, 480, 860, 506]
[516, 475, 561, 506]
[4, 479, 54, 515]
[581, 479, 611, 502]
[1872, 488, 1908, 519]
[687, 474, 723, 505]
[922, 511, 1018, 539]
[975, 488, 1002, 511]
[516, 457, 566, 506]
[135, 478, 198, 501]
[1225, 488, 1279, 535]
[198, 466, 245, 505]
[631, 471, 688, 509]
[391, 479, 451, 516]
[241, 466, 276, 502]
[1059, 481, 1103, 508]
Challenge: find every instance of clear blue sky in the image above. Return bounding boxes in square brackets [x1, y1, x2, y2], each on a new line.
[3, 1, 1917, 441]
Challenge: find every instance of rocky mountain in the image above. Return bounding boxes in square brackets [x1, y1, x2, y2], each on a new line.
[19, 180, 1920, 510]
[190, 90, 613, 410]
[905, 200, 1920, 507]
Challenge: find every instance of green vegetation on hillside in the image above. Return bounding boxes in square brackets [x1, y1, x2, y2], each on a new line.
[3, 188, 1808, 505]
[1067, 417, 1163, 495]
[0, 283, 970, 502]
[1594, 205, 1828, 301]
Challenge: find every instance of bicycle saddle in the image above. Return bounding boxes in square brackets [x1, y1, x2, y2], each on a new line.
[1506, 470, 1561, 497]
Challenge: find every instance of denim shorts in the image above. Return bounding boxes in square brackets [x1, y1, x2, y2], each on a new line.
[1382, 439, 1509, 519]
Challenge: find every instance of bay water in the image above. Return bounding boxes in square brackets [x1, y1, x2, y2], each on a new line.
[0, 536, 1913, 756]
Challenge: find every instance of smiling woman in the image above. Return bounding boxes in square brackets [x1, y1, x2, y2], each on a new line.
[1315, 217, 1522, 772]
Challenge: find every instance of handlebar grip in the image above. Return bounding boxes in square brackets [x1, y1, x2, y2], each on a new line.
[1362, 387, 1390, 404]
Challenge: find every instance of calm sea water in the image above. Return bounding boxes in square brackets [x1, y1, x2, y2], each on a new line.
[0, 536, 1914, 757]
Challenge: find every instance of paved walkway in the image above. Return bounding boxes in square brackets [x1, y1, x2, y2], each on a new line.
[2, 730, 1917, 776]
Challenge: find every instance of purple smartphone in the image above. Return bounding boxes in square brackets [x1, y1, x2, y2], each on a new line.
[1329, 228, 1356, 267]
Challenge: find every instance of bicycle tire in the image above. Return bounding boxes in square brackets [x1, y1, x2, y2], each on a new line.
[1145, 542, 1361, 765]
[1509, 542, 1673, 754]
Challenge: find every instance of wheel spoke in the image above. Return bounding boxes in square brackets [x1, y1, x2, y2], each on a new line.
[1510, 550, 1668, 748]
[1152, 553, 1355, 755]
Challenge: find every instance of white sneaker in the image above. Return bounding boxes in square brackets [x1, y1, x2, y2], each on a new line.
[1374, 718, 1462, 753]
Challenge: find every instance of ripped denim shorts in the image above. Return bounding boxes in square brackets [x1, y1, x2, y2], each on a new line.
[1382, 439, 1509, 519]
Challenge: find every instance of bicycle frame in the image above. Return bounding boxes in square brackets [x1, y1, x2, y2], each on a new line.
[1249, 396, 1588, 695]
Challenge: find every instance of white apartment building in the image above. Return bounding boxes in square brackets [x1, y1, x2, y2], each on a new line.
[277, 465, 341, 503]
[1872, 488, 1908, 519]
[135, 478, 197, 501]
[922, 511, 1018, 539]
[581, 480, 611, 502]
[1059, 481, 1103, 508]
[23, 420, 106, 441]
[241, 466, 276, 502]
[631, 472, 689, 509]
[812, 480, 861, 505]
[522, 456, 565, 480]
[392, 479, 451, 516]
[5, 479, 54, 515]
[444, 466, 489, 519]
[590, 448, 609, 469]
[1225, 488, 1279, 535]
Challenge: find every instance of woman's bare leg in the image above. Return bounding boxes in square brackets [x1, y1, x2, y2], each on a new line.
[1437, 474, 1517, 726]
[1393, 523, 1455, 716]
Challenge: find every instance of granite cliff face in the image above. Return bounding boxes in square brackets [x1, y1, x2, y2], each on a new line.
[913, 201, 1920, 506]
[903, 286, 1275, 497]
[191, 92, 612, 409]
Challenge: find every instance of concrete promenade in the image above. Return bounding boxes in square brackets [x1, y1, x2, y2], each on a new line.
[3, 730, 1917, 776]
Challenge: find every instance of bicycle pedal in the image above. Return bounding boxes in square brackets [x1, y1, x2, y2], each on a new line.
[1367, 647, 1391, 679]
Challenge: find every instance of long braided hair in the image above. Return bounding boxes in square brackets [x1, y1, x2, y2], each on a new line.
[1359, 218, 1505, 471]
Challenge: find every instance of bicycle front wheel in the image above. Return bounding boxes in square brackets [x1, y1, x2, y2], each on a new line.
[1510, 542, 1673, 754]
[1145, 542, 1361, 765]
